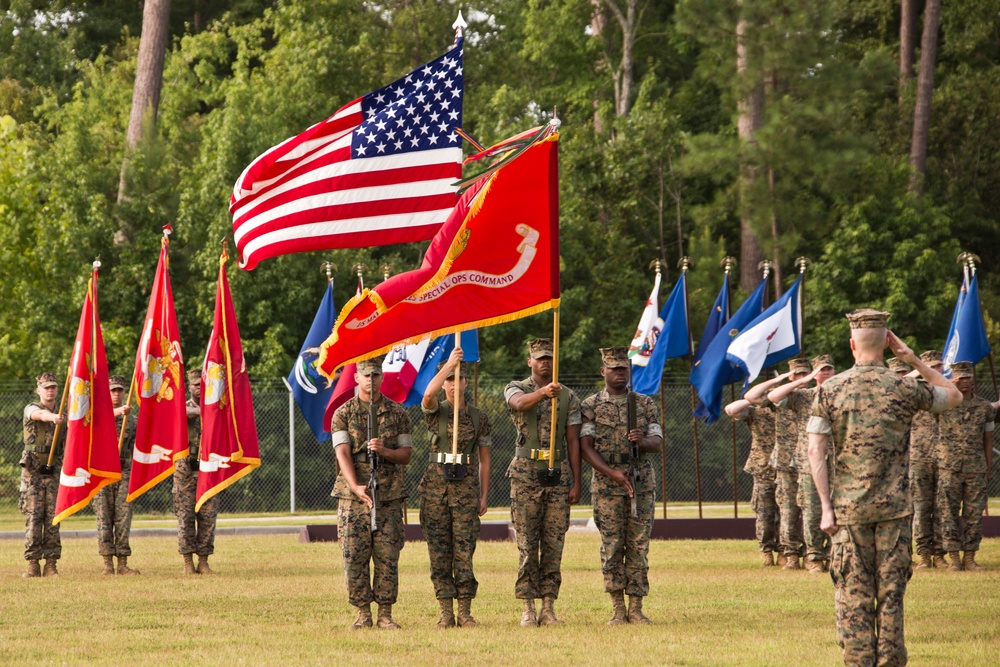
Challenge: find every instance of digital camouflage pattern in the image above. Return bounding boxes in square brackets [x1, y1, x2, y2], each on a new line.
[338, 497, 405, 606]
[330, 396, 412, 502]
[935, 396, 994, 553]
[808, 361, 938, 525]
[797, 471, 830, 563]
[776, 469, 803, 557]
[770, 389, 811, 471]
[504, 377, 581, 486]
[419, 400, 491, 599]
[733, 402, 780, 553]
[909, 409, 938, 462]
[173, 456, 218, 556]
[92, 413, 137, 557]
[581, 390, 662, 595]
[737, 403, 776, 476]
[829, 518, 912, 667]
[21, 402, 64, 561]
[910, 402, 942, 556]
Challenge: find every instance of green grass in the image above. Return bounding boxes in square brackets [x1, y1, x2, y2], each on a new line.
[0, 531, 997, 665]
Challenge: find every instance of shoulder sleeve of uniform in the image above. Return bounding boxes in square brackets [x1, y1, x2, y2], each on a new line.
[773, 396, 789, 409]
[504, 382, 525, 404]
[330, 403, 350, 432]
[580, 395, 596, 423]
[421, 399, 440, 416]
[331, 430, 351, 447]
[566, 389, 583, 426]
[24, 404, 40, 420]
[809, 385, 830, 421]
[731, 405, 752, 422]
[806, 416, 832, 435]
[394, 404, 412, 434]
[476, 409, 492, 447]
[926, 385, 948, 415]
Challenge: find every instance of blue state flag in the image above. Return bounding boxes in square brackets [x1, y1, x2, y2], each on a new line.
[403, 330, 480, 407]
[632, 272, 691, 395]
[288, 283, 337, 441]
[943, 272, 991, 373]
[726, 275, 803, 391]
[690, 277, 769, 422]
[692, 273, 731, 367]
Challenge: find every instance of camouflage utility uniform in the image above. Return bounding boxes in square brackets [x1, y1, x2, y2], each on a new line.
[735, 401, 779, 554]
[581, 389, 661, 596]
[935, 396, 994, 556]
[770, 389, 809, 559]
[809, 359, 947, 667]
[92, 411, 137, 557]
[505, 376, 582, 601]
[419, 399, 491, 600]
[174, 396, 218, 557]
[332, 395, 412, 608]
[21, 402, 65, 562]
[789, 386, 831, 566]
[909, 402, 942, 559]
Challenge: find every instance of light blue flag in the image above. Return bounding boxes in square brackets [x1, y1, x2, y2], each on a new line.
[726, 275, 803, 391]
[403, 330, 480, 407]
[288, 283, 337, 441]
[631, 272, 690, 395]
[943, 273, 991, 372]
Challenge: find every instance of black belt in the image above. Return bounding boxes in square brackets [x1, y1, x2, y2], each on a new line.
[603, 453, 636, 465]
[430, 452, 471, 465]
[514, 446, 561, 462]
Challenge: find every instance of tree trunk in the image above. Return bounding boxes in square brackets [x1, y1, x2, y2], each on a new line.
[768, 168, 784, 298]
[602, 0, 638, 118]
[908, 0, 940, 195]
[591, 0, 608, 133]
[117, 0, 172, 205]
[899, 0, 918, 95]
[736, 12, 765, 291]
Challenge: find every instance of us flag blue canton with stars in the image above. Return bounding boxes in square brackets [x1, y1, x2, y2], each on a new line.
[353, 38, 464, 158]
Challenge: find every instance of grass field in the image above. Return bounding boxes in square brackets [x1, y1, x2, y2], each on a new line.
[1, 530, 998, 666]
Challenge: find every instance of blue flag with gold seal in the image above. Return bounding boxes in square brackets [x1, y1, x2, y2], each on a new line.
[288, 283, 337, 441]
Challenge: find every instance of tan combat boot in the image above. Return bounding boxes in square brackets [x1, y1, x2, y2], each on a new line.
[915, 554, 933, 569]
[782, 555, 801, 571]
[196, 555, 214, 575]
[933, 554, 948, 569]
[102, 555, 116, 575]
[628, 595, 652, 625]
[435, 598, 456, 629]
[456, 598, 477, 628]
[23, 560, 41, 579]
[376, 603, 401, 630]
[538, 596, 561, 626]
[963, 551, 984, 572]
[607, 590, 628, 625]
[761, 552, 774, 567]
[183, 554, 197, 575]
[42, 559, 59, 577]
[947, 552, 963, 572]
[805, 560, 824, 574]
[520, 599, 538, 628]
[348, 604, 373, 630]
[117, 556, 140, 575]
[776, 552, 787, 567]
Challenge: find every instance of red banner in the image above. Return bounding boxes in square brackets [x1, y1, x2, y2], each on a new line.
[128, 232, 189, 501]
[317, 129, 560, 378]
[196, 247, 261, 511]
[54, 265, 122, 524]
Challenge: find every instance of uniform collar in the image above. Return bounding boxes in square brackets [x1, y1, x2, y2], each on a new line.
[854, 360, 886, 368]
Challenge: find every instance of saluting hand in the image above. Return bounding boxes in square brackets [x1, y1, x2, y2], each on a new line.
[886, 331, 917, 365]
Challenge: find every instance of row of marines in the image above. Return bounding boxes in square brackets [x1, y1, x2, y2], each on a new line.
[730, 348, 993, 576]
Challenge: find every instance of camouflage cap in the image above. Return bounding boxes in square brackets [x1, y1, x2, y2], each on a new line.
[186, 369, 202, 383]
[950, 361, 975, 380]
[356, 356, 385, 376]
[528, 338, 554, 359]
[788, 359, 811, 374]
[437, 360, 468, 378]
[920, 350, 943, 364]
[846, 308, 890, 329]
[887, 358, 911, 373]
[36, 372, 58, 388]
[811, 354, 834, 371]
[109, 375, 128, 390]
[599, 346, 630, 369]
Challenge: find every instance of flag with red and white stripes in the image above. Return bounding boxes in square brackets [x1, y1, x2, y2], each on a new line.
[231, 38, 465, 270]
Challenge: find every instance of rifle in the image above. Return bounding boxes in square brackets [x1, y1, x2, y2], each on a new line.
[626, 385, 639, 518]
[367, 399, 380, 533]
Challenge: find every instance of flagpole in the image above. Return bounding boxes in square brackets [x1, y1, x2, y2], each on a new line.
[723, 257, 740, 519]
[117, 372, 137, 454]
[795, 257, 811, 357]
[655, 259, 668, 520]
[451, 332, 462, 459]
[547, 307, 561, 471]
[45, 363, 74, 475]
[473, 361, 479, 407]
[380, 263, 410, 525]
[960, 254, 997, 399]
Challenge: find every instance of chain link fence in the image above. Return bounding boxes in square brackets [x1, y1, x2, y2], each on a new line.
[2, 375, 998, 516]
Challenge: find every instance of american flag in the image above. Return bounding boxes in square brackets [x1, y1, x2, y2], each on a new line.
[231, 38, 465, 270]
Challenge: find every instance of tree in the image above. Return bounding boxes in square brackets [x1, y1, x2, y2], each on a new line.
[908, 0, 940, 194]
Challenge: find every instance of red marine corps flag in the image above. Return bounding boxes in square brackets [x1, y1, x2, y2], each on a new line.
[196, 244, 261, 510]
[128, 226, 189, 501]
[54, 261, 122, 524]
[317, 122, 561, 392]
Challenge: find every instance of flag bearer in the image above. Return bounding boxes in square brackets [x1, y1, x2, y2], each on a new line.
[175, 369, 218, 575]
[21, 372, 65, 578]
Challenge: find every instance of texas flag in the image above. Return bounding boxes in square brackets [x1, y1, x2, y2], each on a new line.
[54, 264, 121, 525]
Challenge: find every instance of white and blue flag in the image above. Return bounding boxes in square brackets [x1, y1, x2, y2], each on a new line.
[726, 274, 803, 390]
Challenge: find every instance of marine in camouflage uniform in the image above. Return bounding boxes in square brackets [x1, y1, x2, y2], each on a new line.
[505, 338, 582, 628]
[580, 347, 662, 625]
[174, 369, 218, 575]
[935, 361, 994, 572]
[807, 309, 957, 667]
[767, 358, 811, 569]
[331, 356, 413, 630]
[726, 372, 787, 566]
[909, 351, 945, 569]
[420, 351, 492, 628]
[91, 375, 140, 575]
[20, 372, 66, 578]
